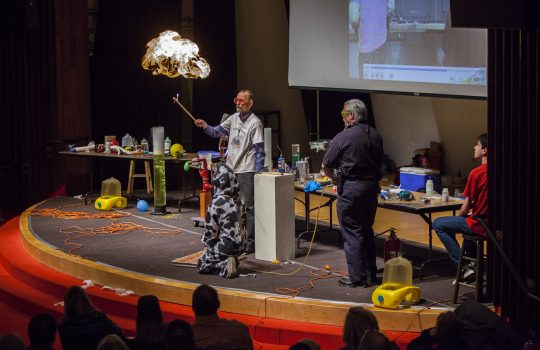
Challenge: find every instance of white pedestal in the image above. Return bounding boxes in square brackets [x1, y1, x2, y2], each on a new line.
[254, 173, 295, 261]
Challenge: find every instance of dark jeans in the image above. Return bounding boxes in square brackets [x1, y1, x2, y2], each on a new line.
[337, 179, 379, 283]
[236, 172, 255, 250]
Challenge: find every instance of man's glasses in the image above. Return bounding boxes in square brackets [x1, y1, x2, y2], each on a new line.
[341, 111, 351, 118]
[234, 98, 247, 104]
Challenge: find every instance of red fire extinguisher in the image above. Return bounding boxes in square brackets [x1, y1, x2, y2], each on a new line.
[384, 228, 402, 261]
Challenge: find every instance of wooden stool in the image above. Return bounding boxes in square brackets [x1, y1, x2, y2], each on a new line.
[127, 160, 153, 194]
[452, 234, 486, 304]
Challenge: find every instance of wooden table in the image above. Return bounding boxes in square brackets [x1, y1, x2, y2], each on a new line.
[59, 151, 197, 196]
[294, 184, 464, 278]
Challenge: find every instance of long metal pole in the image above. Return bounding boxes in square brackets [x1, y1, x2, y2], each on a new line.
[316, 89, 320, 139]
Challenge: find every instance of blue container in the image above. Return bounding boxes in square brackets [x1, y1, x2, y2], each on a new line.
[399, 167, 440, 192]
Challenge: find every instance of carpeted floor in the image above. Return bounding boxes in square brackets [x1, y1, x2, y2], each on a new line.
[27, 195, 474, 306]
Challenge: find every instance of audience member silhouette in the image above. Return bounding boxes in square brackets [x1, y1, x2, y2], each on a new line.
[27, 313, 57, 350]
[191, 284, 253, 350]
[340, 306, 379, 350]
[97, 334, 129, 350]
[127, 295, 167, 350]
[164, 319, 196, 350]
[289, 343, 312, 350]
[58, 286, 124, 350]
[0, 333, 25, 350]
[289, 338, 321, 350]
[358, 330, 398, 350]
[407, 301, 523, 350]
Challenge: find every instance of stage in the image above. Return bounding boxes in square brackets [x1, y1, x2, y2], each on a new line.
[12, 192, 477, 336]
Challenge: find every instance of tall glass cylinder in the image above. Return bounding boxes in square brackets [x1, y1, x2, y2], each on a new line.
[152, 126, 168, 215]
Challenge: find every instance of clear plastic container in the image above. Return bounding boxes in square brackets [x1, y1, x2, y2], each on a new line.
[121, 133, 132, 148]
[296, 159, 309, 182]
[101, 177, 121, 197]
[382, 256, 413, 286]
[141, 138, 149, 152]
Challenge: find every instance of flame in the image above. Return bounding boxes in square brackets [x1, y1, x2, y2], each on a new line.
[142, 30, 210, 79]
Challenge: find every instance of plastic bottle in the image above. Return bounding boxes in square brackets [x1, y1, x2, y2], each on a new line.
[121, 133, 132, 148]
[164, 137, 171, 155]
[442, 188, 449, 202]
[141, 138, 149, 153]
[277, 156, 285, 173]
[131, 137, 137, 151]
[426, 179, 434, 195]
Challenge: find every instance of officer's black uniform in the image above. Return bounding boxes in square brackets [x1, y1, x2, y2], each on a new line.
[323, 122, 383, 285]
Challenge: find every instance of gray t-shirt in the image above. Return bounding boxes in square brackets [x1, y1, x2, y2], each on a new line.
[220, 112, 264, 173]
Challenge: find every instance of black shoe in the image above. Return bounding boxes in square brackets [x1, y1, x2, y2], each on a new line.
[365, 277, 381, 288]
[338, 277, 365, 288]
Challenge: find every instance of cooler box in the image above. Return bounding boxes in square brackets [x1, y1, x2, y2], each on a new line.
[399, 167, 440, 192]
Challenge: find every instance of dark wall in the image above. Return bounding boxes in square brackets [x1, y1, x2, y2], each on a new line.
[301, 90, 374, 141]
[91, 0, 237, 156]
[0, 0, 91, 213]
[91, 0, 184, 148]
[451, 0, 540, 330]
[192, 0, 237, 152]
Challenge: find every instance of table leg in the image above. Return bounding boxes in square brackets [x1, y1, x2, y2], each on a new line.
[296, 191, 312, 249]
[418, 212, 450, 280]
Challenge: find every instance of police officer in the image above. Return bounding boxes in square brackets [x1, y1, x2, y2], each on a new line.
[322, 99, 384, 288]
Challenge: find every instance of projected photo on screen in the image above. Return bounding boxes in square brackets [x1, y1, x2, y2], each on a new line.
[288, 0, 488, 97]
[349, 0, 486, 86]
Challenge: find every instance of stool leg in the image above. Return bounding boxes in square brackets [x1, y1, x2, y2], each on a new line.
[127, 160, 135, 194]
[452, 247, 465, 304]
[475, 240, 484, 302]
[144, 161, 153, 193]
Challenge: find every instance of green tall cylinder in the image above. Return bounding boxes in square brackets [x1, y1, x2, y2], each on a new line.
[153, 154, 167, 214]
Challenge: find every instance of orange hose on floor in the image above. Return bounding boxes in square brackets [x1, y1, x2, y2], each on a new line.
[30, 204, 180, 253]
[31, 207, 128, 220]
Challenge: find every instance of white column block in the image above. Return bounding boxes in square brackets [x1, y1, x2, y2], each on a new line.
[254, 173, 295, 261]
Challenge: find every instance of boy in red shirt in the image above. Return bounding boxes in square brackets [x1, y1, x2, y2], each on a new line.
[433, 134, 488, 277]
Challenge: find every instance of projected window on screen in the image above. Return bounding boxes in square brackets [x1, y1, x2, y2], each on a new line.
[288, 0, 487, 97]
[348, 0, 486, 86]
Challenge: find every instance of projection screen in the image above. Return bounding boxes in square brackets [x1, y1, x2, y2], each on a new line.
[288, 0, 487, 98]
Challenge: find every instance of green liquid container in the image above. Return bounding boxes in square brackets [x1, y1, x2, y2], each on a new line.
[153, 154, 167, 214]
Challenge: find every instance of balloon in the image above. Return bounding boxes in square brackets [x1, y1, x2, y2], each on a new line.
[136, 199, 149, 212]
[170, 143, 184, 158]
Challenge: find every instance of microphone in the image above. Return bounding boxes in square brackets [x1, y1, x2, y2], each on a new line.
[221, 113, 230, 123]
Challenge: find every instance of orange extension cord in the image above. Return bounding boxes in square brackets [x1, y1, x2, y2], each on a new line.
[31, 205, 180, 254]
[31, 207, 128, 220]
[253, 186, 348, 298]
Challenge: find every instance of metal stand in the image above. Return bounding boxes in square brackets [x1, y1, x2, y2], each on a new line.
[296, 188, 339, 249]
